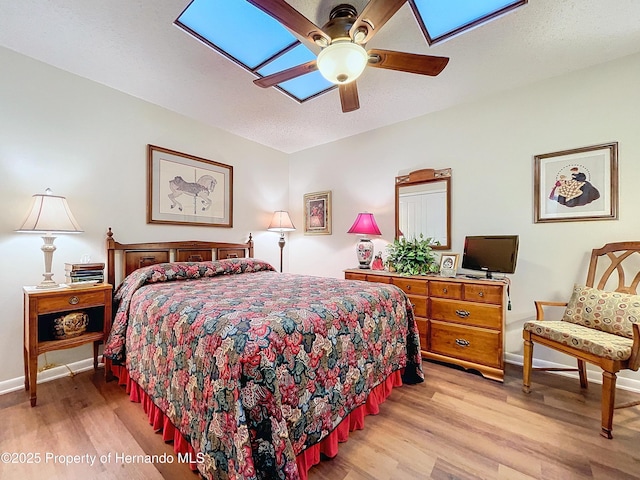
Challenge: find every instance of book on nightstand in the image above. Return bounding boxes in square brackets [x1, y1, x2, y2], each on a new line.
[64, 262, 105, 283]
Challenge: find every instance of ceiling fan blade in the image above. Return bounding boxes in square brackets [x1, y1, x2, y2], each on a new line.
[367, 49, 449, 76]
[246, 0, 331, 46]
[350, 0, 407, 44]
[339, 82, 360, 113]
[254, 60, 318, 88]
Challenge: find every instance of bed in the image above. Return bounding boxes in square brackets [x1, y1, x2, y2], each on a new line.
[103, 229, 423, 480]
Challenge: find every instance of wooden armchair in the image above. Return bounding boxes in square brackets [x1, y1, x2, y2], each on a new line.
[522, 242, 640, 438]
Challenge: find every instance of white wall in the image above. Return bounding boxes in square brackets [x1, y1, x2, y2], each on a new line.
[0, 46, 289, 385]
[287, 52, 640, 386]
[2, 44, 639, 390]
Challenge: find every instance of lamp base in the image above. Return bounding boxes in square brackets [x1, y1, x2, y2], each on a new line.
[36, 276, 59, 289]
[37, 234, 59, 288]
[355, 238, 374, 269]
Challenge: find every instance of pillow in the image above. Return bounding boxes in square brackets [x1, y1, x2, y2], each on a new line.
[562, 284, 640, 338]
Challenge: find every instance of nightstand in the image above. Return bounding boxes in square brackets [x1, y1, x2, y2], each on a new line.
[23, 283, 113, 406]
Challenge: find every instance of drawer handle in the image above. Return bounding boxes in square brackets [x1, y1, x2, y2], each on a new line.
[443, 287, 448, 294]
[405, 285, 411, 291]
[68, 296, 80, 305]
[478, 291, 484, 297]
[455, 338, 470, 347]
[455, 309, 470, 318]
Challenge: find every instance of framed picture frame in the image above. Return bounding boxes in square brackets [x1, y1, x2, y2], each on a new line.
[534, 142, 618, 223]
[439, 253, 459, 277]
[147, 145, 233, 227]
[303, 191, 332, 235]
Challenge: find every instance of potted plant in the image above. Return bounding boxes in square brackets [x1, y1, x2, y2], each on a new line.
[385, 235, 440, 276]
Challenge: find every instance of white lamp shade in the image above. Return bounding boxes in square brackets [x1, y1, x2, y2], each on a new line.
[317, 41, 368, 84]
[16, 190, 83, 233]
[268, 211, 295, 232]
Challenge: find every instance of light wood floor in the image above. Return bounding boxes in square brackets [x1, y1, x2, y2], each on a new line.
[2, 361, 640, 480]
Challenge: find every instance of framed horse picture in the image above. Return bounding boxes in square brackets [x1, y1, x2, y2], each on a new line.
[147, 145, 233, 227]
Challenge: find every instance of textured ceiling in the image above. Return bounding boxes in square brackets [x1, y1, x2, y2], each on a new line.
[1, 0, 640, 153]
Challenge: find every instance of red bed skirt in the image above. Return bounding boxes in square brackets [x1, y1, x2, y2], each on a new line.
[111, 365, 403, 479]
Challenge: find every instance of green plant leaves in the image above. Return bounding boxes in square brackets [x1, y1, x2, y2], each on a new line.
[385, 234, 440, 276]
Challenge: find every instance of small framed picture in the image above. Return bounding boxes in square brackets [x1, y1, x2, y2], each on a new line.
[303, 191, 332, 235]
[439, 253, 459, 277]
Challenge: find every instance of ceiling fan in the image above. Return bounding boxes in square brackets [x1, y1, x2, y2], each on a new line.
[246, 0, 449, 113]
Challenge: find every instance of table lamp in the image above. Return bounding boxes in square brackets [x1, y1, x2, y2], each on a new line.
[267, 210, 295, 272]
[16, 188, 83, 288]
[347, 212, 381, 269]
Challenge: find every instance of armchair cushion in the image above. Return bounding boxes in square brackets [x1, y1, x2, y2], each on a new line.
[561, 284, 640, 339]
[523, 320, 633, 361]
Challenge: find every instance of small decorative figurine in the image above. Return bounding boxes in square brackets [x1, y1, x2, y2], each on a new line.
[371, 252, 384, 270]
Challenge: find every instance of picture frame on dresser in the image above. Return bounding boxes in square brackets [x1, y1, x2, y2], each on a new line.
[533, 142, 618, 223]
[303, 190, 332, 235]
[439, 253, 459, 277]
[147, 144, 233, 227]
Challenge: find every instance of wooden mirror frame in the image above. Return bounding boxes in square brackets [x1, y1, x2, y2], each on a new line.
[395, 168, 452, 250]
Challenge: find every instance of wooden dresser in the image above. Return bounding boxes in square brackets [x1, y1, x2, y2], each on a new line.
[344, 269, 507, 382]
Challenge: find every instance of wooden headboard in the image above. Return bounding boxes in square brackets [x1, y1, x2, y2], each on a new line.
[106, 228, 254, 286]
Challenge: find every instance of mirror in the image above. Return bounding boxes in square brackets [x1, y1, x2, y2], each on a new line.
[395, 168, 451, 250]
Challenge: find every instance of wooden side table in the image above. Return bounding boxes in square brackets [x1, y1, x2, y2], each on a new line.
[23, 283, 113, 406]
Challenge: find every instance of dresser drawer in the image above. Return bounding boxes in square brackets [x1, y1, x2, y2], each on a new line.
[463, 284, 503, 304]
[429, 280, 462, 299]
[415, 317, 428, 351]
[430, 298, 502, 329]
[35, 289, 108, 314]
[345, 272, 367, 281]
[366, 274, 392, 284]
[392, 278, 427, 296]
[429, 320, 501, 368]
[407, 295, 427, 318]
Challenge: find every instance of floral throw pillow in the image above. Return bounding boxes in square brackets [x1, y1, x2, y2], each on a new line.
[561, 284, 640, 338]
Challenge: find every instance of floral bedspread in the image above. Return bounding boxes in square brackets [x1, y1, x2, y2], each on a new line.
[104, 258, 423, 480]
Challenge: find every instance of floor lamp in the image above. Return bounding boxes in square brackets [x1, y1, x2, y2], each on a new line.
[268, 211, 295, 272]
[16, 188, 84, 288]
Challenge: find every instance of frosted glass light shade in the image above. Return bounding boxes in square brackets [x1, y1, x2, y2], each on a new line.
[317, 41, 368, 84]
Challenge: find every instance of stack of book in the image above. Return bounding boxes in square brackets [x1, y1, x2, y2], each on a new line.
[64, 262, 105, 284]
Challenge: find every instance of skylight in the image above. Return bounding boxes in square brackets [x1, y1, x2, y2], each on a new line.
[409, 0, 527, 45]
[175, 0, 527, 104]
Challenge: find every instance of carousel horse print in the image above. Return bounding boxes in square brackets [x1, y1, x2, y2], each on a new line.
[168, 175, 217, 212]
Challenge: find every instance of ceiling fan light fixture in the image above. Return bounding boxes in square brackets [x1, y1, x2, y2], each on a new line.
[317, 41, 368, 84]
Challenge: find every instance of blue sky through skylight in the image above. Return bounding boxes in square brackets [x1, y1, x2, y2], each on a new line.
[412, 0, 525, 41]
[175, 0, 526, 103]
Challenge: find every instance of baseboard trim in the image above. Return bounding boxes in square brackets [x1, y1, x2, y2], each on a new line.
[505, 352, 640, 394]
[0, 357, 101, 396]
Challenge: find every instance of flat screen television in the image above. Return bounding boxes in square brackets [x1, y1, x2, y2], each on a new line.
[461, 235, 519, 278]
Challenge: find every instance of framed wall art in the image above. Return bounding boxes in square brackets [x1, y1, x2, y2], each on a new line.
[303, 191, 332, 235]
[147, 145, 233, 227]
[534, 142, 618, 223]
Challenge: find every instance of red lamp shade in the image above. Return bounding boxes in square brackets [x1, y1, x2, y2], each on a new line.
[347, 212, 381, 236]
[347, 212, 381, 269]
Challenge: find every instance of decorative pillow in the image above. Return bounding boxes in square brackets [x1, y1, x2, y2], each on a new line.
[562, 284, 640, 338]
